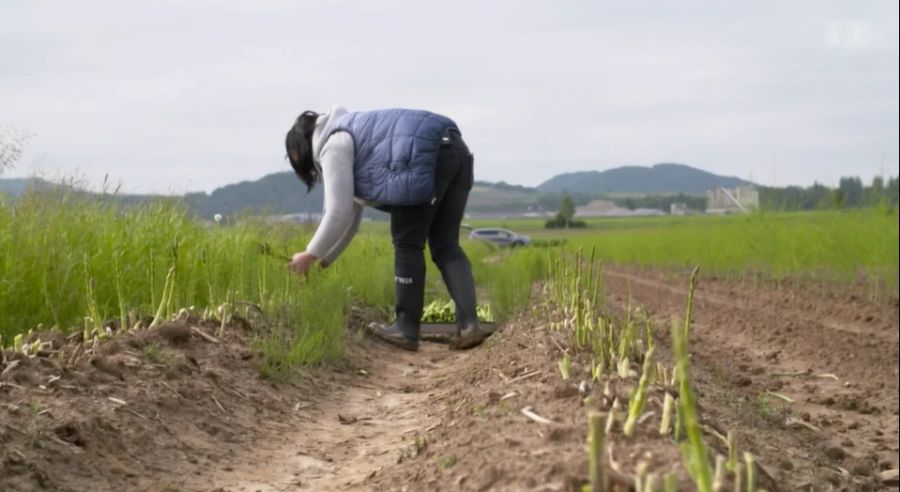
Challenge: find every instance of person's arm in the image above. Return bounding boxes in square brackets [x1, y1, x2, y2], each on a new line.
[320, 205, 363, 264]
[296, 132, 359, 270]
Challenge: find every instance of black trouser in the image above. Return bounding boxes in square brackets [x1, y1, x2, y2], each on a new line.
[389, 131, 475, 340]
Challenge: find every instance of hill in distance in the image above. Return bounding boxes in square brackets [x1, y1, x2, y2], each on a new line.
[0, 177, 54, 196]
[184, 171, 324, 217]
[537, 163, 751, 195]
[3, 163, 750, 217]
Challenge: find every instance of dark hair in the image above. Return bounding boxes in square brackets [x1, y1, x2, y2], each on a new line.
[285, 110, 319, 191]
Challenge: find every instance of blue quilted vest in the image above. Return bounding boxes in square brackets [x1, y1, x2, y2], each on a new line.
[328, 108, 459, 206]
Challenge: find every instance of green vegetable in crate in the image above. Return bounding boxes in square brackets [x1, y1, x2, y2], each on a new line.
[422, 299, 456, 322]
[477, 304, 494, 323]
[421, 300, 494, 323]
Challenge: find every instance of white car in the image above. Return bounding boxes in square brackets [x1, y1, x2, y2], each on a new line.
[468, 228, 531, 248]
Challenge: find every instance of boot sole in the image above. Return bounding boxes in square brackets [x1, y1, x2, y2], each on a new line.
[365, 323, 420, 352]
[448, 333, 489, 351]
[375, 336, 419, 352]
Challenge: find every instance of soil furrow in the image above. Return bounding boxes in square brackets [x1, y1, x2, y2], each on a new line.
[603, 267, 900, 488]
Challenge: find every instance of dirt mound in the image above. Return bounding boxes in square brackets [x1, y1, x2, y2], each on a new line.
[366, 316, 692, 491]
[0, 317, 341, 492]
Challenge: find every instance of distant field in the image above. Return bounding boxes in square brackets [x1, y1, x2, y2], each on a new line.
[466, 215, 695, 235]
[467, 210, 900, 291]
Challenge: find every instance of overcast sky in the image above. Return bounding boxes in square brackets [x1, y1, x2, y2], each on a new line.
[2, 1, 898, 194]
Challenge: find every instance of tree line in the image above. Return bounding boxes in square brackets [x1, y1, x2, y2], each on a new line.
[759, 175, 899, 211]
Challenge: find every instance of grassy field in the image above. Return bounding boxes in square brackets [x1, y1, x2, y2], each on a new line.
[0, 192, 544, 375]
[469, 209, 899, 293]
[3, 191, 896, 373]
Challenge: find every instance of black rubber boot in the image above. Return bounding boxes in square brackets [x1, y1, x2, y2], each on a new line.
[387, 248, 426, 348]
[366, 322, 419, 352]
[449, 324, 490, 350]
[439, 258, 488, 350]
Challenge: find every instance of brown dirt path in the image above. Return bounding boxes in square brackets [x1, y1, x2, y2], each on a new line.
[186, 322, 622, 492]
[183, 342, 473, 491]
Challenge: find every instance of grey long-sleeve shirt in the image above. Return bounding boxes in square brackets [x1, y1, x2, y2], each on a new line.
[305, 105, 365, 264]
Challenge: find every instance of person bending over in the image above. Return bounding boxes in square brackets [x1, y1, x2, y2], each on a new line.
[285, 105, 487, 351]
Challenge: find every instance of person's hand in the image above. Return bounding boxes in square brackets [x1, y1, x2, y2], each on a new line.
[289, 251, 320, 276]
